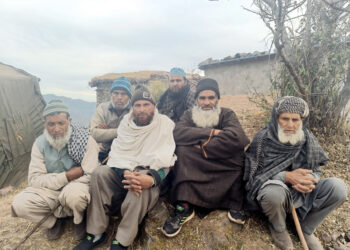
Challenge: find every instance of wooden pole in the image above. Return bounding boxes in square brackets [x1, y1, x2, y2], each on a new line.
[291, 204, 309, 250]
[13, 203, 61, 250]
[101, 156, 109, 165]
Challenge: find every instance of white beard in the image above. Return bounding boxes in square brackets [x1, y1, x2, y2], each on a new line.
[277, 123, 305, 145]
[44, 126, 72, 152]
[191, 105, 221, 128]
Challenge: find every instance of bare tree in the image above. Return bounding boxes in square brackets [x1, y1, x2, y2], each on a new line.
[249, 0, 350, 134]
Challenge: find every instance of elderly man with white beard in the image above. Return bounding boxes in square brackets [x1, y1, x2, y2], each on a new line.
[244, 96, 348, 250]
[11, 100, 99, 241]
[161, 78, 250, 237]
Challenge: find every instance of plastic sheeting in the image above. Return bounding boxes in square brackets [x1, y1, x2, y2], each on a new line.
[0, 62, 46, 188]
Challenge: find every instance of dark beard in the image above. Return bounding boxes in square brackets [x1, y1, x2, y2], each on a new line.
[168, 84, 189, 97]
[133, 112, 154, 126]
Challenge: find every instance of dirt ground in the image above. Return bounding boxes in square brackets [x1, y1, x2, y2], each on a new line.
[0, 95, 349, 250]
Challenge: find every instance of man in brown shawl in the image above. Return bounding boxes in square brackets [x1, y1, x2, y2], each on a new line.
[161, 78, 250, 237]
[244, 96, 348, 250]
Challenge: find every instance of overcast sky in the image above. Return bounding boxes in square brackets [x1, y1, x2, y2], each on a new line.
[0, 0, 270, 102]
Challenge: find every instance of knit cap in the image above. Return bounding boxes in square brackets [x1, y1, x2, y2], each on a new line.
[195, 78, 220, 99]
[110, 76, 132, 98]
[170, 67, 186, 78]
[43, 100, 69, 118]
[131, 85, 155, 105]
[275, 96, 309, 118]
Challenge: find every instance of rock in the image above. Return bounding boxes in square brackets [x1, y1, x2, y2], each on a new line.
[332, 232, 341, 241]
[147, 199, 169, 224]
[345, 231, 350, 242]
[323, 232, 333, 243]
[200, 210, 242, 250]
[334, 242, 349, 250]
[140, 199, 170, 249]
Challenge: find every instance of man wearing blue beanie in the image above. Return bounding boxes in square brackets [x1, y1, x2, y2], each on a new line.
[90, 76, 132, 162]
[157, 67, 195, 122]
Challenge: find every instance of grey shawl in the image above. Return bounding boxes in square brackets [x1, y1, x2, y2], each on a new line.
[244, 102, 328, 204]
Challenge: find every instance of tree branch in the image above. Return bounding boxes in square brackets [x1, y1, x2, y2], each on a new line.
[321, 0, 350, 13]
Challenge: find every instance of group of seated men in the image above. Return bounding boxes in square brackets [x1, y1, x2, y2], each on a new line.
[11, 67, 348, 250]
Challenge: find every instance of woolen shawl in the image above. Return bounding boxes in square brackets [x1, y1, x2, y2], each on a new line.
[244, 101, 328, 202]
[107, 109, 177, 170]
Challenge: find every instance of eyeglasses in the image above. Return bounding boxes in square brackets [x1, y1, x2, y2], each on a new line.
[170, 79, 183, 83]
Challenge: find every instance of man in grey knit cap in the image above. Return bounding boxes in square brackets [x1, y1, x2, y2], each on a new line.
[11, 100, 99, 241]
[244, 96, 348, 250]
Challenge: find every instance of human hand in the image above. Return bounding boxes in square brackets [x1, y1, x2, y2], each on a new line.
[98, 123, 109, 129]
[194, 145, 201, 149]
[122, 172, 154, 196]
[213, 129, 222, 136]
[285, 168, 318, 193]
[65, 166, 84, 181]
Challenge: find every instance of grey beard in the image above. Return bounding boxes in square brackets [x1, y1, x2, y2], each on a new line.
[191, 105, 221, 128]
[44, 126, 72, 152]
[277, 124, 305, 145]
[111, 97, 130, 110]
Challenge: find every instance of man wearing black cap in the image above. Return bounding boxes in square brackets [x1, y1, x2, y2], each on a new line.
[161, 78, 250, 237]
[74, 86, 176, 250]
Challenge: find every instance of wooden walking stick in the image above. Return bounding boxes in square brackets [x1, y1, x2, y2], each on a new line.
[12, 203, 61, 250]
[101, 156, 110, 165]
[291, 204, 309, 250]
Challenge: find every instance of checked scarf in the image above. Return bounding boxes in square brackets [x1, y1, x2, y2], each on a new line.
[244, 99, 328, 203]
[67, 124, 90, 165]
[157, 84, 196, 122]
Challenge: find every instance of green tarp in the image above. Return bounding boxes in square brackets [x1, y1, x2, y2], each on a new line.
[0, 62, 46, 188]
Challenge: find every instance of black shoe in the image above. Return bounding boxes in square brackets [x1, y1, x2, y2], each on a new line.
[227, 210, 246, 225]
[161, 204, 195, 237]
[74, 218, 86, 241]
[110, 239, 128, 250]
[46, 218, 65, 240]
[73, 232, 107, 250]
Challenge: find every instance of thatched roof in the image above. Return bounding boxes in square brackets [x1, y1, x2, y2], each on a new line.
[89, 71, 169, 87]
[89, 70, 202, 88]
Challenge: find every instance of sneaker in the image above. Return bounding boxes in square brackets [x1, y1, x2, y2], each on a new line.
[227, 210, 246, 225]
[303, 232, 324, 250]
[46, 218, 65, 240]
[161, 203, 195, 237]
[268, 224, 293, 250]
[74, 218, 86, 241]
[110, 239, 128, 250]
[73, 232, 107, 250]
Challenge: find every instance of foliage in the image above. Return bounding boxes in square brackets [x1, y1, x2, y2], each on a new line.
[250, 0, 350, 135]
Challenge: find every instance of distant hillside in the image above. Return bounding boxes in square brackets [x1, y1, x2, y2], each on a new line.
[43, 94, 96, 126]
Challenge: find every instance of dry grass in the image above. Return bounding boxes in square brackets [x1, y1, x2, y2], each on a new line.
[91, 71, 168, 82]
[1, 95, 349, 250]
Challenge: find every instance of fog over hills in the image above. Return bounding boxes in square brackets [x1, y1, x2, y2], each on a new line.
[43, 94, 96, 126]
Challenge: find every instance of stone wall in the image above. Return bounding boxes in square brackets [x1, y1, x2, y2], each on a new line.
[200, 54, 277, 95]
[90, 72, 202, 105]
